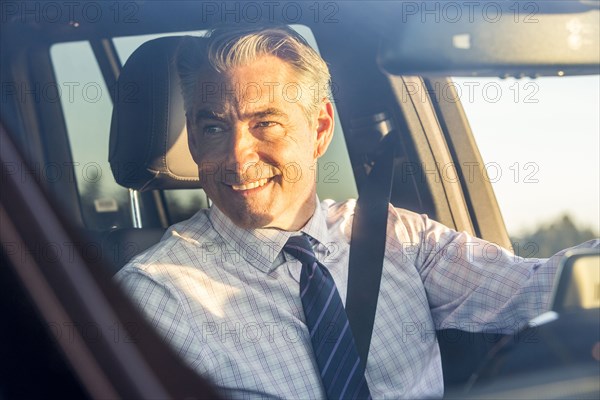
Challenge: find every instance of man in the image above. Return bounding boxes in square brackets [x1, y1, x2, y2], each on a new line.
[116, 26, 598, 399]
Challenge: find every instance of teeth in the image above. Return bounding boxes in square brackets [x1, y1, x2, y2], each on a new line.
[231, 178, 269, 191]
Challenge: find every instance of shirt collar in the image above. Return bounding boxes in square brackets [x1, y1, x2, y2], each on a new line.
[208, 196, 331, 273]
[299, 198, 331, 256]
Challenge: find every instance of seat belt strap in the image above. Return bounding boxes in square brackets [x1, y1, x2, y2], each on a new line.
[346, 134, 397, 374]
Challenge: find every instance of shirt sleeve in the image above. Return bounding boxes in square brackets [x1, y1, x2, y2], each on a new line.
[114, 267, 202, 362]
[399, 210, 600, 333]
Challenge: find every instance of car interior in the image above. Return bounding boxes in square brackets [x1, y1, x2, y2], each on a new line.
[1, 1, 599, 398]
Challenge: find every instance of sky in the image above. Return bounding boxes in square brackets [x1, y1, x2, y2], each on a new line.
[455, 76, 600, 235]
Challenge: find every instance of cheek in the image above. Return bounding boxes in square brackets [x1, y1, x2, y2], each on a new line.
[189, 142, 212, 169]
[193, 140, 227, 164]
[196, 159, 220, 185]
[276, 152, 317, 188]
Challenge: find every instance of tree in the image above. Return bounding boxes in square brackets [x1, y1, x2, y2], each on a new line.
[512, 214, 598, 258]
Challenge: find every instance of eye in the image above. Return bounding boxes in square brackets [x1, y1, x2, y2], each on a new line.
[254, 121, 278, 129]
[202, 124, 226, 136]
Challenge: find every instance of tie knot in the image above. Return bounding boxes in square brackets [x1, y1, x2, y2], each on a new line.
[284, 235, 317, 265]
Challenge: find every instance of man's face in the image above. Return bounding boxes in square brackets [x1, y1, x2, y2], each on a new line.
[187, 55, 334, 230]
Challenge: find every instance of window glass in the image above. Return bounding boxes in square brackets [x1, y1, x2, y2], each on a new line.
[290, 25, 358, 202]
[50, 41, 132, 230]
[454, 76, 600, 257]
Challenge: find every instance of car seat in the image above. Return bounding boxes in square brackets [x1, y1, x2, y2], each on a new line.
[105, 36, 204, 273]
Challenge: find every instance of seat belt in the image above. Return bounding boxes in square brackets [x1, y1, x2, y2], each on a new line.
[346, 131, 397, 373]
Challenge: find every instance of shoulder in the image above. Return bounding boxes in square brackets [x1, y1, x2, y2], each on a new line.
[115, 209, 218, 278]
[320, 197, 431, 228]
[319, 198, 356, 241]
[319, 197, 450, 245]
[321, 198, 356, 220]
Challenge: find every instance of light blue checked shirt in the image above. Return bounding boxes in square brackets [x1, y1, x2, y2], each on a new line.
[115, 198, 597, 398]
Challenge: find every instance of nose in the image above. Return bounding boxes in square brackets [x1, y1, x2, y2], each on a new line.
[223, 125, 260, 181]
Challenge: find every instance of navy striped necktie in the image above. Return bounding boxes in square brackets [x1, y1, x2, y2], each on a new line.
[284, 235, 371, 400]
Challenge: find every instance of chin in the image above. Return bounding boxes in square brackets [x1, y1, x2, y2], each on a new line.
[229, 210, 274, 230]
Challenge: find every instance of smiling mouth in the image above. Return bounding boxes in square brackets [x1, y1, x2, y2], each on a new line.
[229, 177, 272, 191]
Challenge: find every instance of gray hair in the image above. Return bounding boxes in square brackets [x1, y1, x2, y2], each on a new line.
[176, 25, 331, 123]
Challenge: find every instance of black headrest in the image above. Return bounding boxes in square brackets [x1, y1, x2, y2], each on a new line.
[109, 36, 201, 191]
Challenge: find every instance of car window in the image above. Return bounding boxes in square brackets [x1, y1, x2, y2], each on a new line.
[51, 26, 357, 229]
[453, 76, 600, 257]
[50, 41, 132, 230]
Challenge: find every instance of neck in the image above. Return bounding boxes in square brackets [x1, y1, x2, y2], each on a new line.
[270, 201, 317, 232]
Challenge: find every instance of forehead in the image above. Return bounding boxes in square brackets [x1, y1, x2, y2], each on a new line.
[193, 55, 303, 111]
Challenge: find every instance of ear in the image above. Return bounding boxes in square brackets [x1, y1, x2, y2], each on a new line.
[313, 100, 335, 159]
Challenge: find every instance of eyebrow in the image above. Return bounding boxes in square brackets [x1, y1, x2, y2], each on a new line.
[194, 107, 289, 123]
[194, 109, 226, 123]
[244, 108, 289, 120]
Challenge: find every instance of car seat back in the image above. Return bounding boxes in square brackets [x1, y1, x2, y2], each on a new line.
[107, 36, 205, 272]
